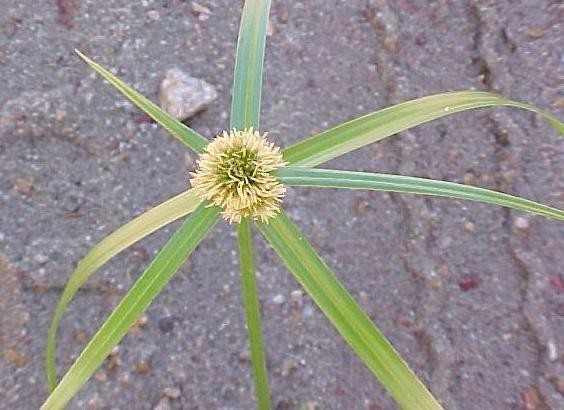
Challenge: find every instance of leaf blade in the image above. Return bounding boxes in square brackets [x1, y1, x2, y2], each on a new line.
[257, 212, 443, 410]
[282, 91, 563, 167]
[41, 204, 219, 410]
[76, 50, 209, 153]
[237, 219, 271, 410]
[276, 167, 564, 221]
[45, 190, 202, 390]
[230, 0, 272, 129]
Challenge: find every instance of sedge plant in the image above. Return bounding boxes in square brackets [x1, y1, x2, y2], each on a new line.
[42, 1, 564, 409]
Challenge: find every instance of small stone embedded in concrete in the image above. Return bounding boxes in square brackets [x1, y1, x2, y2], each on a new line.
[158, 316, 175, 333]
[146, 10, 160, 20]
[163, 386, 181, 399]
[3, 348, 30, 367]
[280, 357, 299, 377]
[191, 2, 211, 21]
[272, 293, 285, 305]
[514, 216, 530, 230]
[546, 341, 557, 362]
[238, 349, 251, 363]
[159, 68, 217, 121]
[34, 253, 49, 265]
[153, 397, 172, 410]
[458, 273, 481, 291]
[299, 401, 320, 410]
[464, 221, 476, 233]
[301, 303, 315, 317]
[12, 178, 33, 197]
[93, 369, 108, 382]
[290, 290, 304, 308]
[135, 360, 151, 375]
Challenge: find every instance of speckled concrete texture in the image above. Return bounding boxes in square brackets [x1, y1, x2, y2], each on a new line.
[0, 1, 562, 409]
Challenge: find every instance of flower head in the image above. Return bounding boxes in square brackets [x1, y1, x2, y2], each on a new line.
[190, 128, 286, 223]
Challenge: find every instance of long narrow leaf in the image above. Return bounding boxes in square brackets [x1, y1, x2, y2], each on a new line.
[41, 204, 219, 410]
[257, 212, 443, 410]
[76, 50, 209, 153]
[230, 0, 272, 129]
[45, 190, 202, 390]
[277, 167, 564, 221]
[282, 91, 563, 167]
[237, 219, 271, 410]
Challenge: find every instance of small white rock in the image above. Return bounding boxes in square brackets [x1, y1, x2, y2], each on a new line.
[153, 397, 171, 410]
[159, 68, 217, 121]
[191, 2, 211, 21]
[163, 386, 181, 399]
[34, 253, 49, 265]
[546, 341, 558, 361]
[147, 10, 160, 20]
[301, 303, 315, 317]
[272, 294, 285, 305]
[513, 216, 530, 230]
[290, 289, 304, 308]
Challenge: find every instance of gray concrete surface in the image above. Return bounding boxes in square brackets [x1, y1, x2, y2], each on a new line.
[1, 1, 563, 409]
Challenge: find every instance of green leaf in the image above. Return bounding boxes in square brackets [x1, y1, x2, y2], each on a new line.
[76, 50, 209, 153]
[41, 204, 219, 410]
[237, 219, 271, 410]
[277, 167, 564, 221]
[45, 190, 202, 391]
[257, 212, 443, 410]
[230, 0, 272, 130]
[282, 91, 564, 167]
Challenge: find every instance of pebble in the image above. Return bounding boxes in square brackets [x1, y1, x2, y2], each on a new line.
[146, 10, 160, 20]
[136, 314, 149, 327]
[520, 386, 541, 410]
[238, 349, 251, 363]
[135, 360, 151, 375]
[62, 193, 82, 213]
[3, 348, 30, 367]
[163, 387, 181, 399]
[191, 2, 211, 21]
[513, 216, 529, 230]
[280, 357, 299, 377]
[458, 273, 481, 291]
[527, 28, 544, 39]
[546, 341, 557, 362]
[299, 402, 320, 410]
[153, 397, 172, 410]
[266, 18, 274, 36]
[353, 198, 367, 216]
[34, 253, 49, 265]
[159, 68, 217, 121]
[290, 290, 304, 308]
[272, 293, 285, 305]
[93, 369, 107, 382]
[301, 303, 315, 317]
[158, 316, 175, 333]
[12, 177, 33, 197]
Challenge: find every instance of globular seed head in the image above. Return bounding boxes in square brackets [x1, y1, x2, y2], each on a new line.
[190, 128, 286, 223]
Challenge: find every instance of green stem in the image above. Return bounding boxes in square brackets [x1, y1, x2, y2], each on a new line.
[237, 219, 271, 410]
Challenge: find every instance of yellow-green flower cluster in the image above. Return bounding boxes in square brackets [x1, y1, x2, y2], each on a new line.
[190, 128, 286, 223]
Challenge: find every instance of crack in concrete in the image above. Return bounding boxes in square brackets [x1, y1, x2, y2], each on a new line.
[490, 116, 551, 408]
[468, 1, 559, 405]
